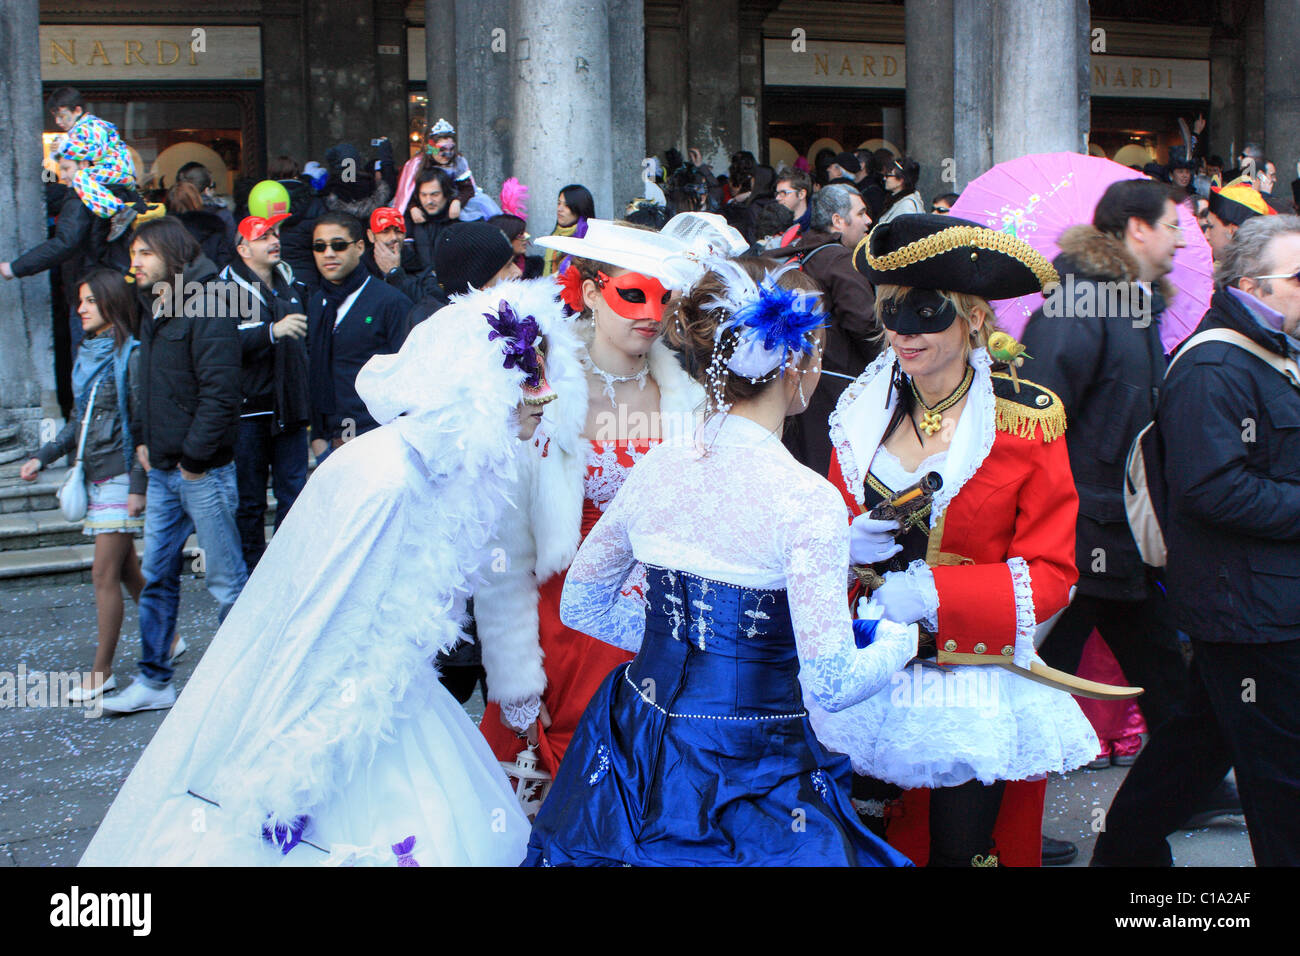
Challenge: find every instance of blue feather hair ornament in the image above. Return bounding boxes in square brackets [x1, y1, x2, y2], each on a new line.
[703, 259, 826, 379]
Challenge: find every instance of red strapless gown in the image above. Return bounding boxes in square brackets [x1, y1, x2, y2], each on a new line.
[481, 438, 656, 777]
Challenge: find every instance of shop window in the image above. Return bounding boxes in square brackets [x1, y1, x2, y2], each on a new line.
[43, 88, 258, 202]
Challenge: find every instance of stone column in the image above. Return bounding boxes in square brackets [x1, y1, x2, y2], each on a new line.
[644, 11, 686, 166]
[0, 0, 56, 449]
[952, 0, 993, 191]
[511, 0, 614, 236]
[992, 0, 1082, 163]
[304, 5, 379, 154]
[375, 0, 410, 150]
[1241, 1, 1267, 154]
[262, 1, 310, 164]
[456, 0, 512, 201]
[1263, 0, 1300, 183]
[1076, 0, 1091, 155]
[905, 0, 954, 204]
[685, 0, 741, 171]
[1208, 31, 1243, 167]
[425, 0, 458, 132]
[608, 0, 648, 213]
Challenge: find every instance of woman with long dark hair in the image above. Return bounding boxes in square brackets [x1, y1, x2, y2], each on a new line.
[166, 181, 236, 269]
[542, 185, 595, 276]
[876, 157, 925, 224]
[21, 268, 148, 701]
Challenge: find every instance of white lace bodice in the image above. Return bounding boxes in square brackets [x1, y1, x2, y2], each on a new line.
[559, 414, 918, 712]
[584, 441, 653, 512]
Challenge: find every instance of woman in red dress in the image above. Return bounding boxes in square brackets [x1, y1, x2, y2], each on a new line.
[475, 221, 705, 779]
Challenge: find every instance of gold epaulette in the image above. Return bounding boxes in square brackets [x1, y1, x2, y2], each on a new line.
[991, 372, 1066, 443]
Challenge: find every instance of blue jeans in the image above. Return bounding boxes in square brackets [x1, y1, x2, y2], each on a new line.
[234, 417, 308, 573]
[137, 463, 247, 687]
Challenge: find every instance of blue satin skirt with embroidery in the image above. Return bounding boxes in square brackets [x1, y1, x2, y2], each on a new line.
[524, 565, 913, 867]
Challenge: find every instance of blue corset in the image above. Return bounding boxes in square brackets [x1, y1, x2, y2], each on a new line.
[628, 565, 806, 719]
[524, 564, 913, 865]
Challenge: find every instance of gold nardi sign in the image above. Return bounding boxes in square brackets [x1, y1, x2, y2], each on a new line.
[39, 25, 263, 82]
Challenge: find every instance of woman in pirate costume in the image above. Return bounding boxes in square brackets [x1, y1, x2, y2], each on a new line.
[810, 214, 1099, 866]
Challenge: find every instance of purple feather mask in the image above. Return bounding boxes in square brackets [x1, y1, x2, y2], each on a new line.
[484, 300, 557, 406]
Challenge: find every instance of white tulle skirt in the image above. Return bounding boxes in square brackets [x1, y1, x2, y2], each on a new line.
[83, 680, 531, 867]
[809, 656, 1100, 790]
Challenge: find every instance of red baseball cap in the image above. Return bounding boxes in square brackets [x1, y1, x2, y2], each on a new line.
[370, 207, 406, 235]
[237, 214, 290, 242]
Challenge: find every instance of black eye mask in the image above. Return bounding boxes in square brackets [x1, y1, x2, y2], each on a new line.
[880, 290, 959, 335]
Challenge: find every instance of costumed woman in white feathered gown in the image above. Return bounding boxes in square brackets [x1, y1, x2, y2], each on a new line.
[79, 279, 578, 866]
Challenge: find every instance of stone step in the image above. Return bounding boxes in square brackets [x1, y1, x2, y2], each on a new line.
[0, 510, 86, 552]
[0, 536, 201, 590]
[0, 470, 64, 514]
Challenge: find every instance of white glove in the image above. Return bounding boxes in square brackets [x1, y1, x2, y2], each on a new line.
[849, 515, 903, 565]
[874, 567, 936, 626]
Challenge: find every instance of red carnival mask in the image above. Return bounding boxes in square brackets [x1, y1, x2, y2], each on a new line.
[596, 270, 671, 322]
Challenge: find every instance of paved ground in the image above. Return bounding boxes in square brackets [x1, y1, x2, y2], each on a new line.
[0, 576, 1250, 867]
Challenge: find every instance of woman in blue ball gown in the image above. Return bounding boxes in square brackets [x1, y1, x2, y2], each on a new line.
[525, 257, 918, 866]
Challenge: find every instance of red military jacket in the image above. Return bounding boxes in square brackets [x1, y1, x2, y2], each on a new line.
[829, 356, 1078, 661]
[826, 349, 1079, 866]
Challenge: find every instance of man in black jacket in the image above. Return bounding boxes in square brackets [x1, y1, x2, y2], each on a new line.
[1022, 180, 1194, 732]
[406, 167, 462, 272]
[307, 212, 415, 462]
[218, 214, 312, 572]
[2, 154, 129, 415]
[103, 217, 247, 715]
[1025, 180, 1242, 864]
[362, 206, 440, 307]
[1107, 215, 1300, 866]
[771, 183, 880, 473]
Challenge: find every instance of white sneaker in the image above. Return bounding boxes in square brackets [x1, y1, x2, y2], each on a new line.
[67, 674, 117, 702]
[169, 636, 188, 663]
[100, 678, 176, 715]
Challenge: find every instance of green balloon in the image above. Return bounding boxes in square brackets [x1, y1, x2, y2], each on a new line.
[248, 180, 291, 219]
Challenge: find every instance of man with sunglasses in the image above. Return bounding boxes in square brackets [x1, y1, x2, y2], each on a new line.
[1098, 214, 1300, 867]
[306, 213, 415, 462]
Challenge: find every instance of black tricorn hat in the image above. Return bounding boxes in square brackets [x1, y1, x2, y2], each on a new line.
[853, 213, 1058, 300]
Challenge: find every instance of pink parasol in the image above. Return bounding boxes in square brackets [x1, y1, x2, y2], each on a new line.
[948, 152, 1213, 352]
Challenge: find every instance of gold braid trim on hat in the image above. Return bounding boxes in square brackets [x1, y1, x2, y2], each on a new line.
[859, 225, 1060, 290]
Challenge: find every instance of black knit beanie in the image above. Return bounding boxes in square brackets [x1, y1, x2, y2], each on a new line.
[435, 222, 514, 295]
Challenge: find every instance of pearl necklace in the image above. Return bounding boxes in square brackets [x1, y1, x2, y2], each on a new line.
[581, 347, 650, 408]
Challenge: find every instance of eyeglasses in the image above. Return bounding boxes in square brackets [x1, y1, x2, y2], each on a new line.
[1156, 220, 1184, 237]
[932, 205, 950, 213]
[312, 239, 359, 253]
[775, 188, 799, 198]
[1253, 270, 1300, 283]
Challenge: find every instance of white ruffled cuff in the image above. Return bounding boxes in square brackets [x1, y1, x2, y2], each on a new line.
[500, 695, 541, 733]
[1007, 556, 1037, 669]
[902, 559, 939, 633]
